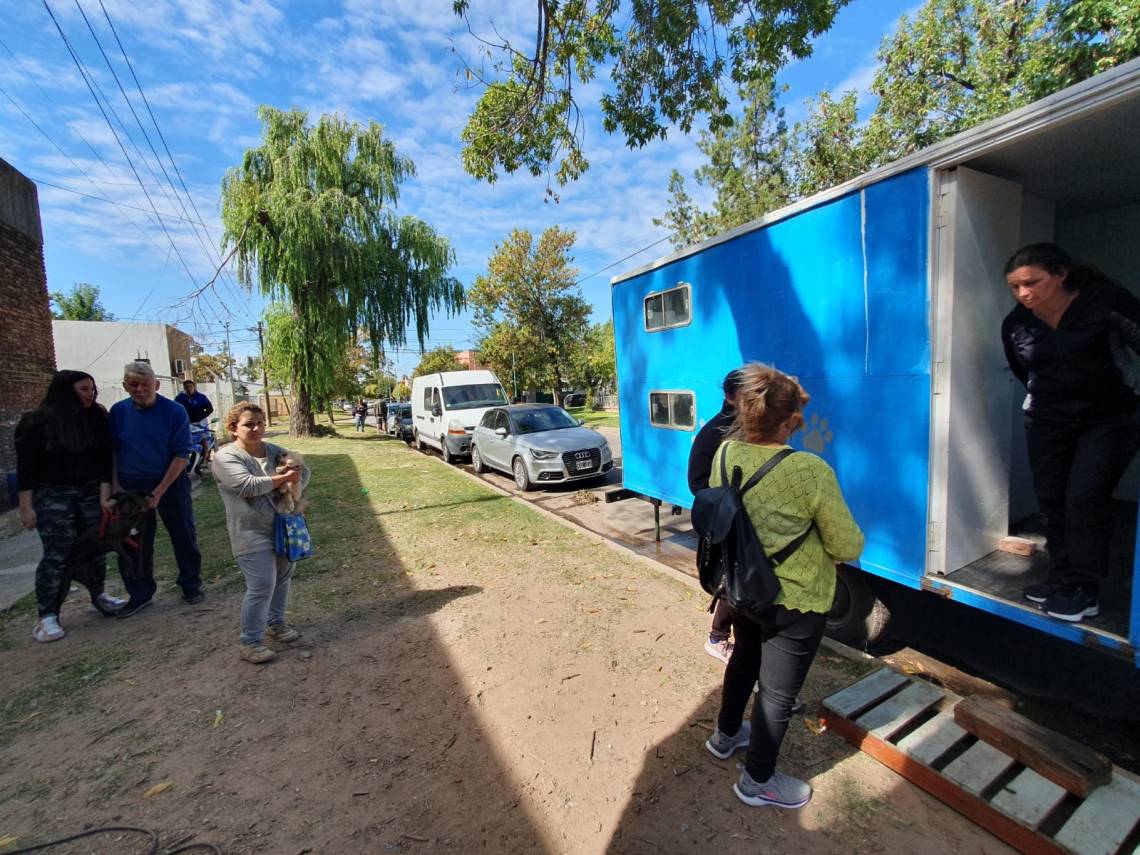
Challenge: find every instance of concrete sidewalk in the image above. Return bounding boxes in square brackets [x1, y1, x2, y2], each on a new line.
[0, 518, 40, 611]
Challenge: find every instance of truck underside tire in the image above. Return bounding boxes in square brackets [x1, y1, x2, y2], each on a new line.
[826, 565, 891, 649]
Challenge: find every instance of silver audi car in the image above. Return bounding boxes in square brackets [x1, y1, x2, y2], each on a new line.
[471, 404, 613, 490]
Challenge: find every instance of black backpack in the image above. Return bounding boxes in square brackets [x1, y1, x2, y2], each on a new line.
[691, 447, 814, 621]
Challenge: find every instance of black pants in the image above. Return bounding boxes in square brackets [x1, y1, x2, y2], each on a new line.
[33, 484, 107, 617]
[1025, 410, 1140, 592]
[116, 474, 202, 602]
[717, 604, 826, 782]
[709, 597, 735, 642]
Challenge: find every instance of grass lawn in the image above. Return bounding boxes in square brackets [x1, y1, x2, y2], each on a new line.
[565, 405, 620, 429]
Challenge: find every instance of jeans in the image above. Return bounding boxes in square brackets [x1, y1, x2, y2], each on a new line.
[116, 473, 203, 602]
[1025, 409, 1140, 592]
[33, 484, 107, 617]
[717, 605, 826, 782]
[354, 414, 366, 432]
[237, 550, 295, 644]
[709, 597, 735, 643]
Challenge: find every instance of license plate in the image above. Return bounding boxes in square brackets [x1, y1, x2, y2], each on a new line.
[575, 459, 593, 471]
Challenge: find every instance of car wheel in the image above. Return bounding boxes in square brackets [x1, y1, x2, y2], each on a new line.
[441, 439, 453, 464]
[512, 457, 533, 491]
[415, 429, 425, 451]
[471, 445, 487, 474]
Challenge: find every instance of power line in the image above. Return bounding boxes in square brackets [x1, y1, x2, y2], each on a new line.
[574, 233, 674, 286]
[28, 175, 199, 222]
[41, 0, 204, 297]
[81, 0, 253, 318]
[69, 0, 250, 321]
[96, 0, 249, 311]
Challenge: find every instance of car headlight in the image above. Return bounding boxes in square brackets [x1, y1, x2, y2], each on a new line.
[600, 442, 612, 459]
[447, 418, 467, 436]
[529, 447, 559, 460]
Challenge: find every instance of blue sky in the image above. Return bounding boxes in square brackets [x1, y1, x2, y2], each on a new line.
[0, 0, 917, 378]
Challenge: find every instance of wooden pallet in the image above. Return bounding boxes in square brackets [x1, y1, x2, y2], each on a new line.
[820, 668, 1140, 855]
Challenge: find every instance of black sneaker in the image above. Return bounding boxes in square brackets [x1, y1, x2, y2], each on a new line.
[1023, 582, 1058, 604]
[183, 590, 205, 605]
[115, 599, 153, 619]
[1043, 587, 1099, 622]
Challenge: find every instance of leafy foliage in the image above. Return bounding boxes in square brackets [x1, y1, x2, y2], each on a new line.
[470, 228, 591, 403]
[190, 351, 235, 382]
[413, 346, 465, 377]
[568, 320, 617, 396]
[455, 0, 848, 188]
[220, 107, 464, 435]
[660, 0, 1140, 248]
[50, 283, 114, 321]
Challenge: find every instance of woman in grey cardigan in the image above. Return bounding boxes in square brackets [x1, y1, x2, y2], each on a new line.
[212, 402, 311, 664]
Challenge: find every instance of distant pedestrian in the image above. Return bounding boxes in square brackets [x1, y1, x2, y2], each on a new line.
[704, 363, 863, 809]
[108, 361, 204, 617]
[353, 399, 368, 432]
[688, 368, 744, 664]
[15, 370, 125, 642]
[212, 402, 311, 664]
[175, 380, 215, 467]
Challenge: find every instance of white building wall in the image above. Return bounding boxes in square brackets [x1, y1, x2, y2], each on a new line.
[52, 320, 180, 406]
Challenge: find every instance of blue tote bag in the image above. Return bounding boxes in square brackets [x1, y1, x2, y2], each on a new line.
[274, 512, 313, 561]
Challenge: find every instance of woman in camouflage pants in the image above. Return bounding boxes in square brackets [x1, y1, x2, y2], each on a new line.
[15, 370, 124, 642]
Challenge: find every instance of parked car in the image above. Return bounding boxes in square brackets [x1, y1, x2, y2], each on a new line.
[471, 404, 613, 491]
[386, 402, 413, 442]
[563, 391, 587, 408]
[411, 369, 509, 463]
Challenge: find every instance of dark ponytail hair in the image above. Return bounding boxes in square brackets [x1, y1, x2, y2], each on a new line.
[33, 370, 110, 453]
[1003, 242, 1115, 292]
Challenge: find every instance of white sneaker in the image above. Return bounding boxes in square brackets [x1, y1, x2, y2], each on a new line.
[33, 615, 65, 643]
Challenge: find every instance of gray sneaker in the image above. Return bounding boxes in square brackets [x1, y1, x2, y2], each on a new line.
[705, 721, 751, 759]
[734, 769, 812, 809]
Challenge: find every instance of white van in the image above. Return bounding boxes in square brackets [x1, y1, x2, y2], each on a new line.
[410, 370, 509, 463]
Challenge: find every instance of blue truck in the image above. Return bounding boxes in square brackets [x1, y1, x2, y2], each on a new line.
[611, 59, 1140, 666]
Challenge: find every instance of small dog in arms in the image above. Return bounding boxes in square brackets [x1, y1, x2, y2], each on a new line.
[274, 451, 307, 514]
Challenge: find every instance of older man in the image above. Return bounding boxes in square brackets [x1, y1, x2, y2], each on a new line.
[109, 361, 204, 616]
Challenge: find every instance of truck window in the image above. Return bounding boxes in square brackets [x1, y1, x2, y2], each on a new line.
[644, 283, 691, 331]
[649, 391, 695, 430]
[441, 383, 507, 410]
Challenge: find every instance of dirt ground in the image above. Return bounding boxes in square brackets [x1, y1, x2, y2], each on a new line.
[0, 433, 1012, 854]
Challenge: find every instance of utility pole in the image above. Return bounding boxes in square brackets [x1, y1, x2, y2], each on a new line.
[257, 321, 272, 427]
[247, 321, 273, 427]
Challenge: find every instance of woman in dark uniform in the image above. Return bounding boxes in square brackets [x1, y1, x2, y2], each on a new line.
[1001, 243, 1140, 622]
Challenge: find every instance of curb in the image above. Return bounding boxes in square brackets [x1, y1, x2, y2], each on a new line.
[422, 448, 706, 596]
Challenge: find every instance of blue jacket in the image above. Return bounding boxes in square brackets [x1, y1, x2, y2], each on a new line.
[109, 395, 192, 482]
[175, 390, 214, 422]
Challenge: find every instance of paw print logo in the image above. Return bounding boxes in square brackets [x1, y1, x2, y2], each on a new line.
[802, 414, 834, 454]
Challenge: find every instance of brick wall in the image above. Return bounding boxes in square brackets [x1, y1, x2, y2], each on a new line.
[0, 161, 55, 505]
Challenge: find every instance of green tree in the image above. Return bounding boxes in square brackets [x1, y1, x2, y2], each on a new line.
[190, 351, 235, 382]
[393, 380, 411, 401]
[220, 107, 464, 437]
[655, 76, 794, 248]
[50, 283, 114, 321]
[568, 320, 617, 402]
[470, 228, 591, 405]
[661, 0, 1140, 247]
[413, 346, 464, 377]
[454, 0, 849, 188]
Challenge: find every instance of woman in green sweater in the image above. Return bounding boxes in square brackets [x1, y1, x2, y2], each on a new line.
[704, 363, 864, 809]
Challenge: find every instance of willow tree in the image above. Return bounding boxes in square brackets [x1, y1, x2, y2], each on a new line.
[220, 106, 464, 436]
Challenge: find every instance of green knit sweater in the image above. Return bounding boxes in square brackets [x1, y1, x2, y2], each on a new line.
[710, 440, 864, 614]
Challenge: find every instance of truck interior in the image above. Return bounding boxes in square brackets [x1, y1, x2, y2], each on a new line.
[928, 92, 1140, 645]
